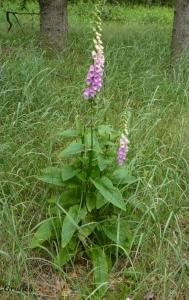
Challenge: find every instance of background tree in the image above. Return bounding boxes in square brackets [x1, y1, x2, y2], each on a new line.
[171, 0, 189, 59]
[39, 0, 68, 50]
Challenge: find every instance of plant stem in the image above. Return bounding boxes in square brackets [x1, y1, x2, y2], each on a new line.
[87, 100, 94, 179]
[81, 126, 86, 207]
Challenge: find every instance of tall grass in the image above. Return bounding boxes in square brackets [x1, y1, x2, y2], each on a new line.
[0, 2, 189, 299]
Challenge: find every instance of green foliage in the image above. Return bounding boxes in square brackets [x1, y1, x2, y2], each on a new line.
[31, 82, 135, 294]
[61, 165, 79, 181]
[59, 142, 84, 158]
[38, 167, 63, 186]
[1, 3, 189, 300]
[31, 218, 54, 248]
[61, 205, 86, 248]
[101, 218, 132, 248]
[112, 166, 136, 185]
[91, 177, 126, 211]
[32, 116, 135, 287]
[90, 246, 109, 296]
[54, 244, 76, 267]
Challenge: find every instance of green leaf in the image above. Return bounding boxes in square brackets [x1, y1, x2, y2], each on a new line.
[78, 223, 96, 242]
[90, 246, 108, 295]
[101, 219, 132, 248]
[31, 218, 53, 248]
[59, 190, 80, 208]
[38, 167, 63, 186]
[85, 131, 101, 153]
[86, 193, 96, 212]
[61, 205, 87, 248]
[113, 166, 136, 185]
[60, 129, 78, 138]
[91, 177, 126, 211]
[98, 125, 113, 136]
[97, 155, 111, 172]
[61, 165, 78, 181]
[54, 248, 73, 267]
[49, 191, 81, 209]
[59, 142, 84, 159]
[96, 193, 108, 209]
[54, 241, 76, 267]
[76, 171, 86, 182]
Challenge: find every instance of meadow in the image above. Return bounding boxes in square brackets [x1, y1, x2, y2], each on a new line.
[0, 2, 189, 299]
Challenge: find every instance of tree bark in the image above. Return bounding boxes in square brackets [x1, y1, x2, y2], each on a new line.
[39, 0, 68, 50]
[171, 0, 189, 59]
[147, 0, 153, 6]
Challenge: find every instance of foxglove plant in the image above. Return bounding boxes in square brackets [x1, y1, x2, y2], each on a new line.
[32, 3, 134, 297]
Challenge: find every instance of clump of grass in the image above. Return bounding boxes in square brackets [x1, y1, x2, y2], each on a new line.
[0, 2, 189, 299]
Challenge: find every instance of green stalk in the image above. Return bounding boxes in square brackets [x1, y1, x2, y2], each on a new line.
[81, 126, 86, 207]
[82, 101, 95, 207]
[87, 100, 94, 179]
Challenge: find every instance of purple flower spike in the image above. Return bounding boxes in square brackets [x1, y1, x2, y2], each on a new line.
[83, 17, 104, 100]
[117, 134, 129, 165]
[83, 87, 95, 99]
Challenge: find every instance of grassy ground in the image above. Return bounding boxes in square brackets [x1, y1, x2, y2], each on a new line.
[0, 2, 189, 299]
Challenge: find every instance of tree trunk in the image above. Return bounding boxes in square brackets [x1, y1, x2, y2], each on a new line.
[39, 0, 68, 50]
[171, 0, 189, 59]
[147, 0, 153, 6]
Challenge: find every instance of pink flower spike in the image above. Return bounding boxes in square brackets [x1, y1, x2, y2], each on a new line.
[117, 133, 129, 165]
[83, 14, 104, 100]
